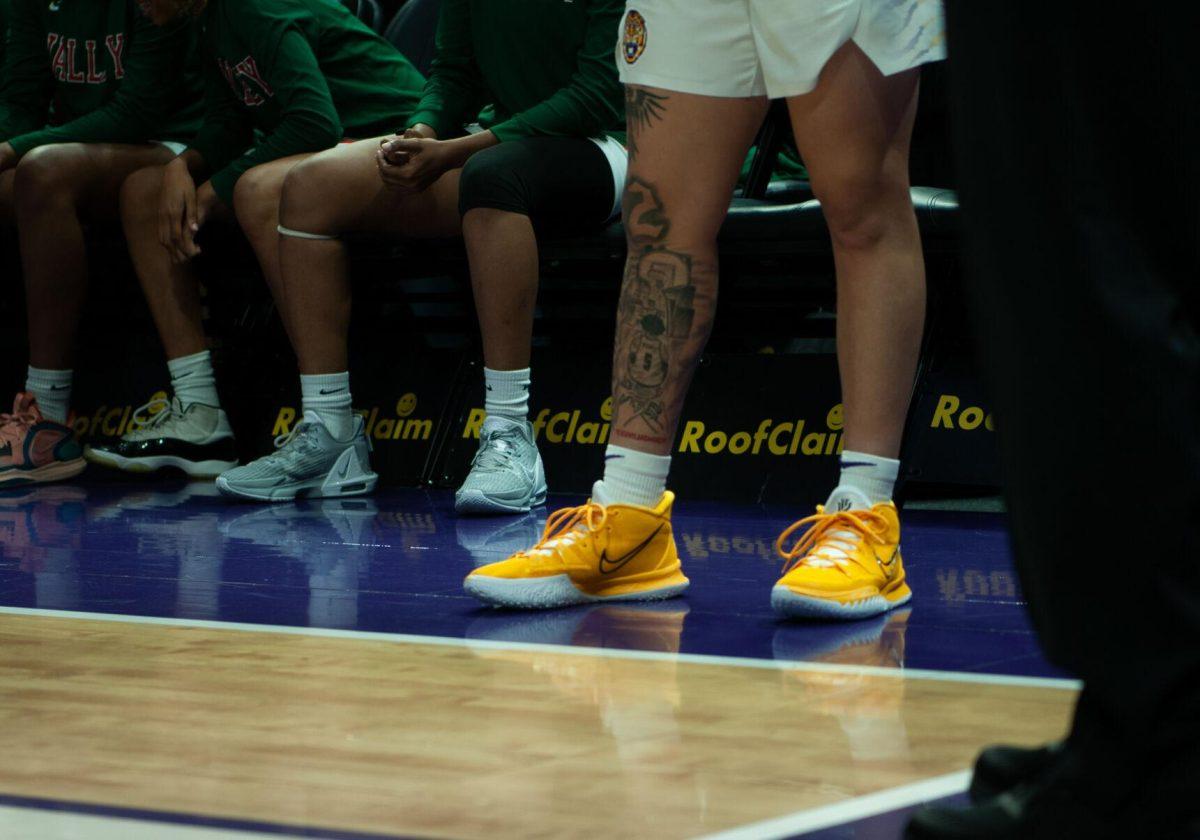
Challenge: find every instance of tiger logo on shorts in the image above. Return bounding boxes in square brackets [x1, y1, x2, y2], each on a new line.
[623, 10, 647, 64]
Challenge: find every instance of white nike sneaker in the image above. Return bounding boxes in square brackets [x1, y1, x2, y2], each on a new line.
[215, 411, 377, 502]
[455, 416, 547, 515]
[85, 396, 238, 478]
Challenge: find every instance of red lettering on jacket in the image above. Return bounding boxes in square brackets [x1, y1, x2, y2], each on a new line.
[49, 35, 68, 80]
[65, 38, 85, 82]
[46, 32, 123, 84]
[217, 55, 275, 107]
[85, 41, 107, 84]
[104, 33, 125, 79]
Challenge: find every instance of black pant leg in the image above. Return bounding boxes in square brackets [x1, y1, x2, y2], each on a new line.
[945, 0, 1200, 812]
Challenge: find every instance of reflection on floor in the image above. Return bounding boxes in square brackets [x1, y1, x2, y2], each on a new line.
[0, 479, 1056, 677]
[0, 612, 1073, 839]
[0, 480, 1074, 839]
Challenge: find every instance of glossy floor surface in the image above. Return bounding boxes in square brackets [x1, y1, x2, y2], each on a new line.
[0, 480, 1075, 839]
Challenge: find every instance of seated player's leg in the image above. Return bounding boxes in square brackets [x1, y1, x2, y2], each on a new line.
[463, 89, 766, 608]
[771, 43, 923, 620]
[85, 158, 239, 478]
[1, 142, 175, 487]
[0, 169, 14, 226]
[455, 137, 621, 515]
[216, 138, 462, 502]
[229, 152, 313, 342]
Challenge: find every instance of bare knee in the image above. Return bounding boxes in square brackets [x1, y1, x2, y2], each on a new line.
[232, 166, 284, 244]
[621, 177, 723, 256]
[119, 166, 164, 230]
[13, 144, 86, 216]
[813, 172, 912, 253]
[278, 155, 353, 236]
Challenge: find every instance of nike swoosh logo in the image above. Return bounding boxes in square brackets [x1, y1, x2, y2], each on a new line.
[319, 388, 346, 396]
[598, 523, 664, 575]
[876, 546, 900, 572]
[840, 461, 877, 469]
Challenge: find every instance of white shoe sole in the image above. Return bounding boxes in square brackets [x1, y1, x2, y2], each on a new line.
[770, 586, 913, 621]
[0, 458, 86, 486]
[85, 447, 237, 479]
[216, 447, 378, 502]
[454, 485, 548, 515]
[464, 573, 689, 610]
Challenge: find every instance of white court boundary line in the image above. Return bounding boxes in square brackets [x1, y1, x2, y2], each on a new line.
[0, 606, 1080, 690]
[696, 770, 971, 839]
[0, 775, 970, 840]
[0, 803, 315, 840]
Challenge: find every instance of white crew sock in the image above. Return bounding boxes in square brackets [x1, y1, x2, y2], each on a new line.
[484, 367, 530, 422]
[167, 350, 220, 409]
[593, 444, 671, 508]
[24, 365, 72, 424]
[825, 449, 901, 510]
[300, 372, 355, 440]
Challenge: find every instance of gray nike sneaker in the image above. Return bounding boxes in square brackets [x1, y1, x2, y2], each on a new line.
[215, 411, 377, 502]
[455, 416, 547, 515]
[85, 396, 238, 478]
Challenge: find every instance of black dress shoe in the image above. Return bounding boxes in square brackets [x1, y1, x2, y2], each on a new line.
[908, 765, 1200, 840]
[906, 778, 1111, 840]
[968, 741, 1063, 801]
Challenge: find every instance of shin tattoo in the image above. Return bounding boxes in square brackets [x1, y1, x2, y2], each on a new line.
[613, 178, 716, 447]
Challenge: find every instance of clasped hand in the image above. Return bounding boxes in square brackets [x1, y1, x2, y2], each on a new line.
[158, 157, 217, 264]
[377, 128, 451, 194]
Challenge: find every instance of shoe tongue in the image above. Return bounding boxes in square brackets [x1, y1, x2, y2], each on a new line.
[591, 479, 611, 507]
[300, 410, 326, 429]
[481, 415, 523, 435]
[824, 486, 873, 514]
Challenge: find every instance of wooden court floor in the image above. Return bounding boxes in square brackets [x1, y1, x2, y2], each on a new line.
[0, 609, 1077, 839]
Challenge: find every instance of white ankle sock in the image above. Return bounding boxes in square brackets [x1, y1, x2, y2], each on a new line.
[593, 444, 671, 508]
[300, 372, 355, 440]
[826, 449, 900, 509]
[167, 350, 220, 409]
[24, 365, 72, 424]
[484, 367, 530, 422]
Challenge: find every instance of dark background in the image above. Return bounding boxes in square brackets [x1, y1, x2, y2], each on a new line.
[0, 5, 990, 507]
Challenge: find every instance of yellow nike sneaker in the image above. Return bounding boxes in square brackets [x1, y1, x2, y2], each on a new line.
[463, 490, 689, 609]
[771, 498, 911, 621]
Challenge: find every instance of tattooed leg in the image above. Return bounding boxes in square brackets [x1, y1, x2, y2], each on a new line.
[610, 89, 768, 454]
[625, 86, 668, 162]
[614, 190, 711, 438]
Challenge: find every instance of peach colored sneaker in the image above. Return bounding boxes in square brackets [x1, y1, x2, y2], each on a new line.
[0, 393, 85, 487]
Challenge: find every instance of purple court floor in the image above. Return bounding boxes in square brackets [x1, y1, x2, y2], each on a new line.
[0, 479, 1052, 678]
[0, 479, 1064, 839]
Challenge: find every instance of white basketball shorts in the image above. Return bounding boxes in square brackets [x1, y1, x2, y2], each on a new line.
[617, 0, 946, 99]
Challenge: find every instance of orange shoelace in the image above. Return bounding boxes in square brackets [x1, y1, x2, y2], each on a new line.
[775, 507, 892, 574]
[0, 397, 38, 445]
[524, 502, 608, 556]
